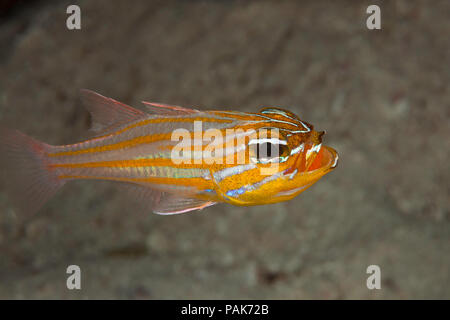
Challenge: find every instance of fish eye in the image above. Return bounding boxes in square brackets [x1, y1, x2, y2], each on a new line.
[249, 140, 289, 163]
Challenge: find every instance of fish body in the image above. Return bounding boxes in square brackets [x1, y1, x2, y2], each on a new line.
[0, 90, 338, 215]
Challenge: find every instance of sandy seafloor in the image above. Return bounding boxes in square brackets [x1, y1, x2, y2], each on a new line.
[0, 0, 448, 299]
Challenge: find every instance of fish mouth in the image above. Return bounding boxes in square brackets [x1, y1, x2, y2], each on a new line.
[321, 145, 338, 170]
[291, 143, 338, 173]
[277, 145, 338, 197]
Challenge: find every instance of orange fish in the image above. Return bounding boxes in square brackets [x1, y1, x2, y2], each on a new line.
[0, 90, 338, 215]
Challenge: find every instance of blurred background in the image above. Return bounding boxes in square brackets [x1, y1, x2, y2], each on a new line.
[0, 0, 448, 299]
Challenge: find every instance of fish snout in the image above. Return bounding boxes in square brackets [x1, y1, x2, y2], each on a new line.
[290, 143, 338, 174]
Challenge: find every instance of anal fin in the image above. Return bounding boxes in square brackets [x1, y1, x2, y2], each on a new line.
[116, 182, 216, 215]
[153, 194, 216, 215]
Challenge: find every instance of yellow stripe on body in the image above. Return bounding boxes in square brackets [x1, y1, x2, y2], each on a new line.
[88, 116, 233, 141]
[47, 116, 234, 158]
[211, 111, 302, 132]
[50, 158, 208, 169]
[47, 133, 172, 157]
[57, 174, 213, 189]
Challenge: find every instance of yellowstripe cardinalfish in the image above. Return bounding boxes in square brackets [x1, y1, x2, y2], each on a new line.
[0, 90, 338, 215]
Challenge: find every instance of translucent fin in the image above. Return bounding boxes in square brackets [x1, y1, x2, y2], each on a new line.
[118, 182, 164, 213]
[153, 194, 216, 215]
[0, 127, 65, 217]
[116, 182, 215, 215]
[141, 101, 199, 115]
[80, 89, 146, 135]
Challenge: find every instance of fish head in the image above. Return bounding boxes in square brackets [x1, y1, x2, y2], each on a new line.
[210, 107, 338, 206]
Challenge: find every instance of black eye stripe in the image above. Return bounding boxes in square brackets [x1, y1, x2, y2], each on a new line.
[252, 142, 289, 163]
[257, 143, 278, 158]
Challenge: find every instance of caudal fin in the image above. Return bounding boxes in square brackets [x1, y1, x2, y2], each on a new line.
[0, 127, 65, 217]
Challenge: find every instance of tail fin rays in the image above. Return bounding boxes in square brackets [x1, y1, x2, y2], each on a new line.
[0, 127, 65, 217]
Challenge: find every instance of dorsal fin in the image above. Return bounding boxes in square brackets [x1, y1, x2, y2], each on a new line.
[141, 101, 199, 115]
[80, 89, 146, 135]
